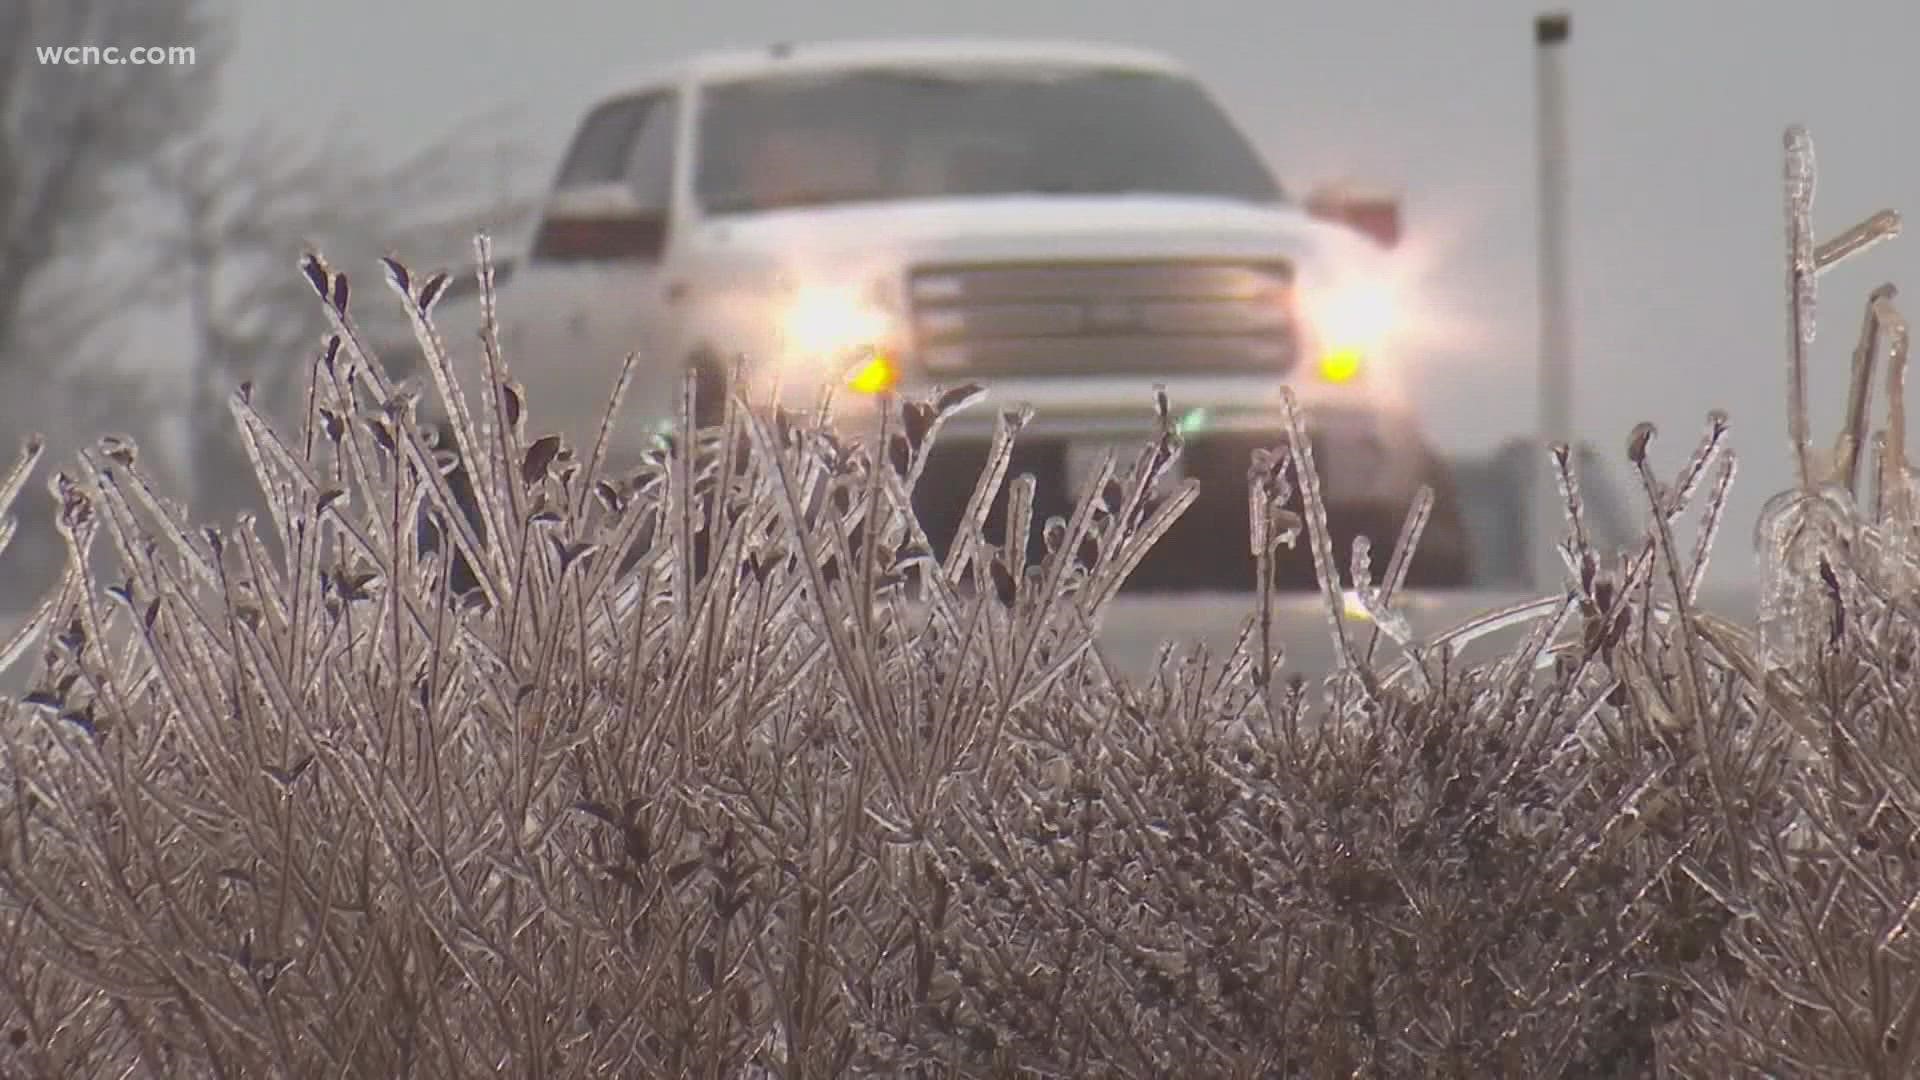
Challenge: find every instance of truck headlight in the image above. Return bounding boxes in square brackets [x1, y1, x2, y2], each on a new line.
[1300, 280, 1398, 384]
[778, 284, 901, 394]
[781, 285, 893, 359]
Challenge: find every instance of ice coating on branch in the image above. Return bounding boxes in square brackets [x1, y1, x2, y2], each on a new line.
[1348, 533, 1374, 595]
[1686, 452, 1737, 605]
[1785, 127, 1819, 488]
[1875, 294, 1911, 524]
[1816, 208, 1901, 271]
[1754, 485, 1850, 671]
[1549, 443, 1589, 581]
[1278, 388, 1357, 683]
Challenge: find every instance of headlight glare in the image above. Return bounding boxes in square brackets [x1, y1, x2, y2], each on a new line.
[1301, 279, 1399, 383]
[780, 285, 895, 362]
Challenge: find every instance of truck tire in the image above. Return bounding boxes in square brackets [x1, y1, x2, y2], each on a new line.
[1323, 500, 1471, 591]
[1323, 447, 1473, 590]
[1121, 434, 1474, 593]
[686, 348, 728, 429]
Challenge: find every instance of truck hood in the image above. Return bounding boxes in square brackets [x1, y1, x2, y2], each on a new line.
[693, 194, 1371, 280]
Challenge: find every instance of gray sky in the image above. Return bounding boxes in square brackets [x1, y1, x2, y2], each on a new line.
[215, 0, 1920, 585]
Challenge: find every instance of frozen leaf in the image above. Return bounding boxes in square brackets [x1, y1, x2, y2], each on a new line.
[887, 432, 910, 479]
[902, 399, 935, 453]
[365, 417, 396, 457]
[418, 270, 450, 312]
[500, 381, 523, 431]
[1042, 516, 1066, 554]
[262, 755, 314, 790]
[522, 435, 562, 487]
[1075, 531, 1100, 573]
[936, 382, 987, 415]
[98, 435, 135, 468]
[381, 255, 410, 295]
[299, 251, 330, 300]
[552, 538, 597, 572]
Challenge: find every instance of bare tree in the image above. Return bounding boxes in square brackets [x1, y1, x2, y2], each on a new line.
[142, 117, 533, 519]
[0, 0, 218, 608]
[0, 0, 218, 369]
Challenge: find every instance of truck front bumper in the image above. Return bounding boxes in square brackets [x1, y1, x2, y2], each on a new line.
[898, 383, 1466, 591]
[822, 372, 1433, 512]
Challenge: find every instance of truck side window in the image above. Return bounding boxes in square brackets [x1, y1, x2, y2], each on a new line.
[554, 96, 654, 190]
[537, 91, 677, 262]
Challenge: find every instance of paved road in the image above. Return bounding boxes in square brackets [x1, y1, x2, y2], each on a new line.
[1, 585, 1760, 700]
[1090, 584, 1758, 682]
[5, 437, 1675, 693]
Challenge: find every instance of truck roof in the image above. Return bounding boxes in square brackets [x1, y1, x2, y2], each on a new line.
[597, 37, 1188, 100]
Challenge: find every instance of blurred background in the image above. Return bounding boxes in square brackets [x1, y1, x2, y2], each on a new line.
[5, 0, 1916, 656]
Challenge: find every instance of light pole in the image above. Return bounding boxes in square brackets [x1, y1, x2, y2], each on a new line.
[1533, 12, 1574, 592]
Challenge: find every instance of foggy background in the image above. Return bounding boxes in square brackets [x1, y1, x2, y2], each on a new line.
[11, 0, 1920, 604]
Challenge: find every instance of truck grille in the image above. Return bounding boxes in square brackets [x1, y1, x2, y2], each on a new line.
[906, 260, 1299, 376]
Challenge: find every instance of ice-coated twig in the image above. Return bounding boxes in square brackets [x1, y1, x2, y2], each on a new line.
[1380, 594, 1567, 690]
[0, 434, 44, 534]
[1685, 453, 1738, 606]
[938, 404, 1029, 584]
[1245, 443, 1298, 694]
[1839, 285, 1894, 498]
[1815, 208, 1901, 272]
[1278, 388, 1367, 698]
[1550, 443, 1591, 581]
[1081, 390, 1200, 615]
[1358, 484, 1431, 672]
[1670, 410, 1732, 518]
[572, 349, 639, 523]
[1626, 424, 1708, 713]
[1785, 126, 1819, 490]
[1874, 292, 1910, 526]
[1003, 471, 1036, 584]
[1080, 474, 1198, 617]
[304, 248, 503, 616]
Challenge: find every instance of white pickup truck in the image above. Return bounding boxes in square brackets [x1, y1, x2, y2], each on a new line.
[379, 37, 1470, 589]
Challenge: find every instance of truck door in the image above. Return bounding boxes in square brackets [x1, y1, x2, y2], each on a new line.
[516, 90, 680, 452]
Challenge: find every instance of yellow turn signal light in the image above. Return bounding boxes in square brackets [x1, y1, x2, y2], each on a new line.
[847, 351, 899, 395]
[1317, 347, 1364, 384]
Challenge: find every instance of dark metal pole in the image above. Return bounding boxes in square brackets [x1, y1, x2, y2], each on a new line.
[1533, 12, 1573, 591]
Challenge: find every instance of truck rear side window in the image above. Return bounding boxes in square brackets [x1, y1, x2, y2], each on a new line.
[555, 97, 656, 189]
[554, 92, 678, 197]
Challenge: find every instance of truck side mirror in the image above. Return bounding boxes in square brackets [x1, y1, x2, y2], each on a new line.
[1305, 185, 1402, 249]
[530, 184, 669, 263]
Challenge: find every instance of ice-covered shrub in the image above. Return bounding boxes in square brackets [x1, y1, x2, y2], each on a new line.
[1647, 128, 1920, 1079]
[0, 126, 1913, 1077]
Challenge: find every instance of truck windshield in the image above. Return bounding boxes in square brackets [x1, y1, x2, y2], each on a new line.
[694, 66, 1284, 214]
